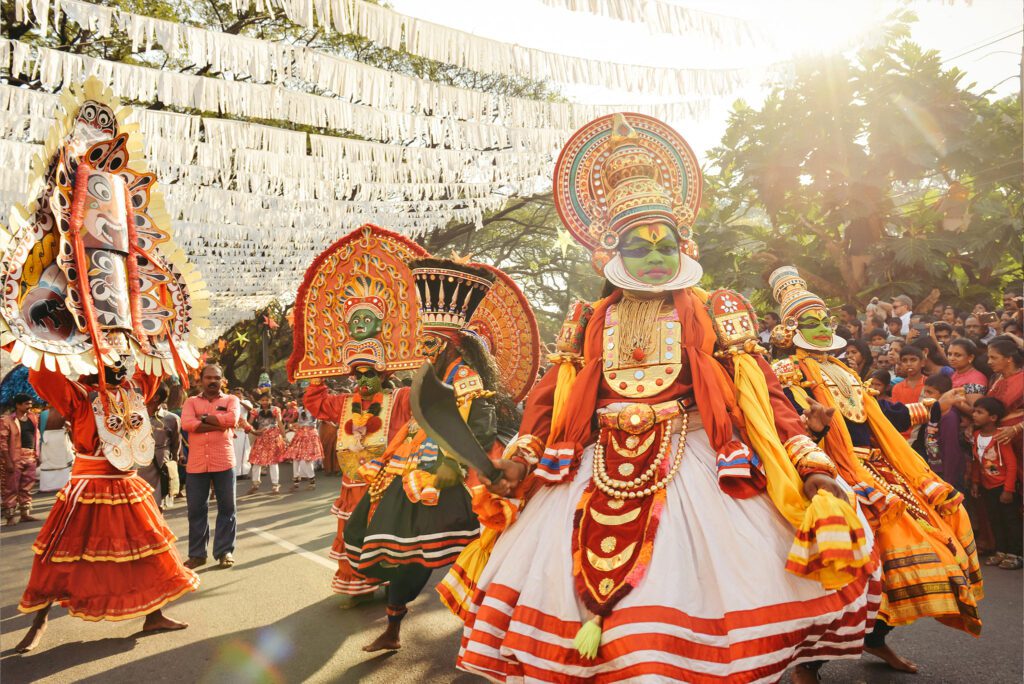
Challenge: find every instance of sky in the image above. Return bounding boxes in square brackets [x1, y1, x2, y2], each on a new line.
[390, 0, 1023, 157]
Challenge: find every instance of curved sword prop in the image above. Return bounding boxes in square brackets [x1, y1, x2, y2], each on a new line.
[409, 362, 502, 483]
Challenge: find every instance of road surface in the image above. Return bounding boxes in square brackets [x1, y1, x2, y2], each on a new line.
[2, 466, 1020, 683]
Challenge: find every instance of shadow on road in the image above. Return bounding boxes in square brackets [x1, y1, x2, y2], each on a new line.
[2, 635, 137, 677]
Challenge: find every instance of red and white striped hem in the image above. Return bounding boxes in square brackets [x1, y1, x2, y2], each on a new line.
[331, 575, 383, 596]
[457, 577, 881, 683]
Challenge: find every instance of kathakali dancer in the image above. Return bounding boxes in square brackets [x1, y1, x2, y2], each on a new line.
[344, 256, 539, 652]
[0, 77, 208, 652]
[289, 225, 426, 597]
[455, 113, 881, 683]
[768, 266, 982, 673]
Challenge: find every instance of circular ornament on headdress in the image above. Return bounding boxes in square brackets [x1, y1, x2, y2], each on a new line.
[553, 113, 702, 254]
[466, 265, 541, 404]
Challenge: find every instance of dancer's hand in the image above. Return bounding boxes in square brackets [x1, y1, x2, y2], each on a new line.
[802, 400, 835, 435]
[434, 461, 460, 489]
[481, 459, 527, 497]
[803, 473, 846, 501]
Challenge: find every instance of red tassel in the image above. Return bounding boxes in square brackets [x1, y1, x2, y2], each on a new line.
[122, 186, 150, 353]
[69, 161, 111, 409]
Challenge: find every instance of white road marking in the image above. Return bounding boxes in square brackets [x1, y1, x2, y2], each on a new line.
[247, 525, 336, 570]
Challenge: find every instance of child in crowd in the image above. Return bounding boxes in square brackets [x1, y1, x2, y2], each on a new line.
[892, 345, 926, 405]
[283, 405, 322, 491]
[915, 373, 952, 460]
[970, 397, 1022, 570]
[868, 369, 893, 401]
[885, 316, 904, 340]
[248, 390, 286, 495]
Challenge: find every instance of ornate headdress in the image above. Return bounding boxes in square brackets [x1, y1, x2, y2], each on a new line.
[0, 77, 207, 389]
[409, 259, 495, 334]
[553, 113, 703, 290]
[466, 264, 542, 404]
[288, 224, 427, 380]
[769, 266, 844, 352]
[342, 276, 387, 322]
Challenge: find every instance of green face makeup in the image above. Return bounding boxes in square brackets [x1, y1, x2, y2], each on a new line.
[797, 311, 835, 349]
[619, 223, 680, 286]
[352, 366, 382, 396]
[348, 309, 383, 341]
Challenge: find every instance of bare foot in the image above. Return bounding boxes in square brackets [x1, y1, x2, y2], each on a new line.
[16, 609, 49, 653]
[790, 664, 820, 684]
[141, 610, 189, 633]
[362, 624, 401, 652]
[865, 645, 918, 673]
[19, 513, 40, 523]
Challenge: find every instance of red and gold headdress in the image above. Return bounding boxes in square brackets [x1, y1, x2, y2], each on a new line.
[553, 113, 702, 274]
[467, 265, 542, 404]
[288, 224, 427, 380]
[409, 258, 541, 403]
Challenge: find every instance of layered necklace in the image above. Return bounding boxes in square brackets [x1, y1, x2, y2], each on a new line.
[617, 294, 666, 365]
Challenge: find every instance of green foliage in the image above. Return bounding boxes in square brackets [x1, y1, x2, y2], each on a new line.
[211, 302, 294, 388]
[423, 194, 602, 342]
[696, 11, 1022, 310]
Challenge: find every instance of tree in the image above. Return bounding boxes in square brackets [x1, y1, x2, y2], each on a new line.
[696, 12, 1022, 311]
[423, 193, 602, 341]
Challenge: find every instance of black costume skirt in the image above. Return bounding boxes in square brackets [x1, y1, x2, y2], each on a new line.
[344, 478, 479, 581]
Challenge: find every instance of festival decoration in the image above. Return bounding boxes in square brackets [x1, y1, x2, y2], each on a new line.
[0, 76, 207, 381]
[288, 224, 427, 380]
[14, 0, 756, 97]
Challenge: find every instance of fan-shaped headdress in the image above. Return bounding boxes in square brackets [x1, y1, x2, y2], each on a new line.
[0, 77, 208, 393]
[288, 224, 428, 379]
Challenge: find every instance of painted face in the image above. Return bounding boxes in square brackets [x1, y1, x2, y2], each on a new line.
[347, 308, 383, 341]
[351, 365, 382, 397]
[796, 311, 835, 349]
[415, 332, 447, 361]
[618, 223, 680, 286]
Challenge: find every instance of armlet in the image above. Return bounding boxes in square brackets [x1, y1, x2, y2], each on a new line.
[784, 434, 838, 479]
[452, 366, 495, 407]
[706, 289, 764, 357]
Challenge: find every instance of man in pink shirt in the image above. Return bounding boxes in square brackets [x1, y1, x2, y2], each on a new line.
[181, 365, 240, 569]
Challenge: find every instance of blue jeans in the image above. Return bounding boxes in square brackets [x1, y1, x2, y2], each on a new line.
[186, 468, 236, 559]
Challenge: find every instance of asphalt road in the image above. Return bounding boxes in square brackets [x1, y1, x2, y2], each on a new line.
[1, 465, 1021, 684]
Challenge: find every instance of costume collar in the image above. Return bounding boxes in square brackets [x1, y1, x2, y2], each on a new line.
[603, 252, 702, 293]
